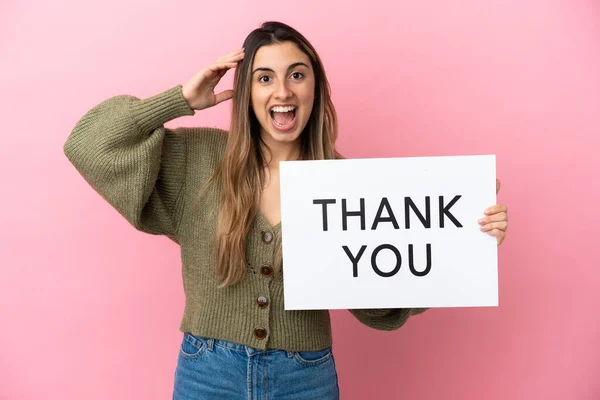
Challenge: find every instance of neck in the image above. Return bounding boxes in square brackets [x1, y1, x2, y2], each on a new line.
[259, 133, 301, 169]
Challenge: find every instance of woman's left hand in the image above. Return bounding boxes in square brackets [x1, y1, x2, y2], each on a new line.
[478, 179, 509, 246]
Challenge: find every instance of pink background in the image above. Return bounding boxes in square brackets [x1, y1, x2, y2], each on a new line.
[2, 1, 599, 399]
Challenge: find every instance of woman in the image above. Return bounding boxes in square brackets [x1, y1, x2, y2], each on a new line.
[64, 21, 509, 399]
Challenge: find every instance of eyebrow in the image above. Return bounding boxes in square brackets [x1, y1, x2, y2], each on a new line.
[252, 62, 310, 74]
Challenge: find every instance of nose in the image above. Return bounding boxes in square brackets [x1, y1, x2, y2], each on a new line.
[274, 79, 292, 100]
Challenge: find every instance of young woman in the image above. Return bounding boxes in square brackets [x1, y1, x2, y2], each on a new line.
[64, 21, 509, 399]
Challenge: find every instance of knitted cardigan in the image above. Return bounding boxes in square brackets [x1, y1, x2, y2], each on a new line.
[63, 85, 428, 351]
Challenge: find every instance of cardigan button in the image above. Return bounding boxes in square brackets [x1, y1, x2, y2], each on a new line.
[257, 296, 269, 308]
[254, 328, 267, 340]
[261, 231, 273, 244]
[260, 265, 274, 277]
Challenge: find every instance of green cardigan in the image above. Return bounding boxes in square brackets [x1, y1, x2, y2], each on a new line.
[63, 85, 428, 351]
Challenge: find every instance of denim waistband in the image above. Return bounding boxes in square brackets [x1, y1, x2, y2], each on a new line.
[185, 332, 297, 357]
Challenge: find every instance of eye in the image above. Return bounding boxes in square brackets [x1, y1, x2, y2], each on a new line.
[291, 72, 304, 80]
[258, 75, 271, 83]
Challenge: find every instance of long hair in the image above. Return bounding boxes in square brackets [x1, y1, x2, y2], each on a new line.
[205, 21, 339, 287]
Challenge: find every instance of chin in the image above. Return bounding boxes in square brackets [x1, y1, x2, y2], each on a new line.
[267, 130, 302, 143]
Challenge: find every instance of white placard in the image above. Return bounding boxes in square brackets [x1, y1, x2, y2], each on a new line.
[280, 155, 498, 310]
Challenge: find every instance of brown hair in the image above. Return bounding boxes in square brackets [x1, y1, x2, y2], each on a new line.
[203, 21, 339, 287]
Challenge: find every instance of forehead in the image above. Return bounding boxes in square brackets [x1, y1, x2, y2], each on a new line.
[252, 41, 311, 70]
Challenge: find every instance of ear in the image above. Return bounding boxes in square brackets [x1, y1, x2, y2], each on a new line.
[496, 178, 501, 194]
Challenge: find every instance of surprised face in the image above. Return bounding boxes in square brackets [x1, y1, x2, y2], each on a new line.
[250, 41, 316, 149]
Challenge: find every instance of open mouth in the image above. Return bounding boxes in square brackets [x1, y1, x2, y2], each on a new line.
[269, 106, 297, 132]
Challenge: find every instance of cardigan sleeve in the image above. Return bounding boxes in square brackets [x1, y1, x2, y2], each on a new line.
[63, 85, 195, 243]
[349, 307, 429, 331]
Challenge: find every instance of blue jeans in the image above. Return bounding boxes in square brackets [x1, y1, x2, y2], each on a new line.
[173, 333, 340, 399]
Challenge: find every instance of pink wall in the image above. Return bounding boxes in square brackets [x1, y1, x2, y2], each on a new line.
[2, 1, 599, 399]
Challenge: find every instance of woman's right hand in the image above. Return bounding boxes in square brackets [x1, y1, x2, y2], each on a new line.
[181, 48, 245, 111]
